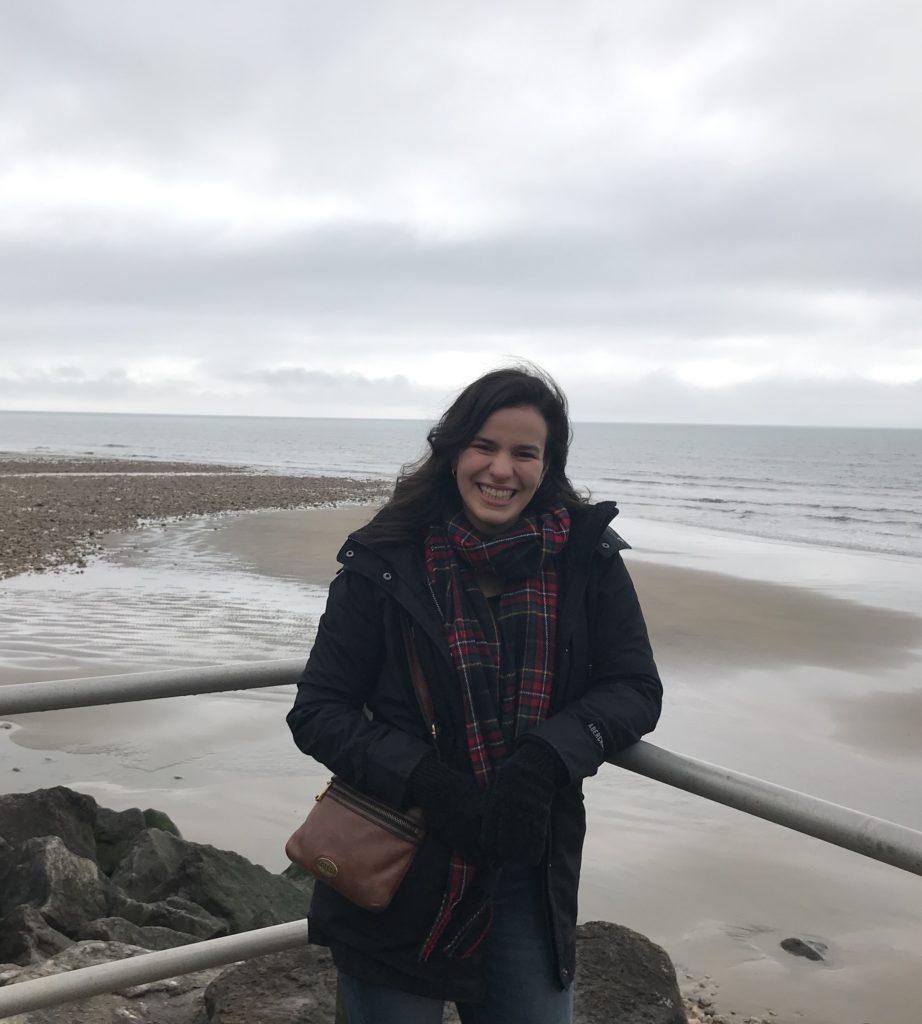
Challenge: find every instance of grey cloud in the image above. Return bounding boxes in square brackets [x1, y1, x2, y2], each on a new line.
[2, 223, 917, 353]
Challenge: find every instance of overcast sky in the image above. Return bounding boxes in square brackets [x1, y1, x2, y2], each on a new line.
[1, 1, 920, 426]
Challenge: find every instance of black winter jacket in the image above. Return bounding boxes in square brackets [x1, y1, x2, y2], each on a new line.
[286, 501, 662, 1001]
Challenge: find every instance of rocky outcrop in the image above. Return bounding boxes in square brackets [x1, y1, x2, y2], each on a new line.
[0, 787, 690, 1024]
[0, 788, 307, 971]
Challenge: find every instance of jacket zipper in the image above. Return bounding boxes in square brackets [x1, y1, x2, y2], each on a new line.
[408, 622, 440, 751]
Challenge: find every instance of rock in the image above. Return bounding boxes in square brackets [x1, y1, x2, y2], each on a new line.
[574, 920, 686, 1024]
[203, 945, 339, 1023]
[0, 837, 107, 937]
[0, 906, 72, 966]
[143, 808, 181, 837]
[0, 940, 224, 1023]
[78, 916, 202, 950]
[780, 936, 827, 961]
[110, 892, 229, 939]
[112, 829, 307, 932]
[110, 828, 184, 898]
[93, 806, 147, 876]
[0, 788, 98, 861]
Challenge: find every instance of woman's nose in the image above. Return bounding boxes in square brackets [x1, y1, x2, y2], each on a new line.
[488, 451, 514, 478]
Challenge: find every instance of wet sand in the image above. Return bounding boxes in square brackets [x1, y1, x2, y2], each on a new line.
[2, 502, 922, 1022]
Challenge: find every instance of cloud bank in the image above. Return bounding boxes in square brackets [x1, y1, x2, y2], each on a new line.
[1, 1, 920, 425]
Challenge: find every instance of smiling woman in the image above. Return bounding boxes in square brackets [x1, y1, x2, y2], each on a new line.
[286, 365, 663, 1022]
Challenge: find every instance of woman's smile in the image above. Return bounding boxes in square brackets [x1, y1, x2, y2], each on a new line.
[478, 484, 516, 501]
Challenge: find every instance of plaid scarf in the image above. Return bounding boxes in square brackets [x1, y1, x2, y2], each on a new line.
[419, 505, 570, 961]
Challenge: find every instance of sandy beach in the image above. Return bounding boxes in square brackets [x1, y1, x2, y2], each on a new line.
[2, 478, 921, 1023]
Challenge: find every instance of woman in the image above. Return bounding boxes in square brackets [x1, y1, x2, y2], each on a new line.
[287, 366, 662, 1023]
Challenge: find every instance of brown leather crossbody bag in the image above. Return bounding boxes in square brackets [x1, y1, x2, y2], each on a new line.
[285, 618, 436, 912]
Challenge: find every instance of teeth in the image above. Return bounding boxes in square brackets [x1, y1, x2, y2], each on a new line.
[480, 485, 514, 500]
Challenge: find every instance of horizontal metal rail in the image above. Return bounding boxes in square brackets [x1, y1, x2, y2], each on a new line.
[0, 920, 308, 1018]
[614, 742, 922, 877]
[1, 663, 921, 1018]
[0, 660, 304, 715]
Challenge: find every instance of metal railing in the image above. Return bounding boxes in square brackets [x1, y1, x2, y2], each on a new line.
[1, 663, 921, 1018]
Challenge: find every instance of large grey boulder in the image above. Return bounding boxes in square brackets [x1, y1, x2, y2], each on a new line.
[575, 920, 685, 1024]
[0, 789, 97, 861]
[112, 829, 308, 932]
[0, 837, 107, 937]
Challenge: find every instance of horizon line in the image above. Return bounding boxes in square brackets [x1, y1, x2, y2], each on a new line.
[1, 407, 921, 431]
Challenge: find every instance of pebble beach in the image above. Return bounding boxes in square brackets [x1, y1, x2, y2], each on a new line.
[0, 455, 390, 579]
[2, 454, 921, 1024]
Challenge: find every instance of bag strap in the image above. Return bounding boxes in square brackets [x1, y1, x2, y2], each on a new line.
[401, 617, 438, 740]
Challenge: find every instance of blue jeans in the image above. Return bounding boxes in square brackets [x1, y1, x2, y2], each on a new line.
[338, 867, 574, 1024]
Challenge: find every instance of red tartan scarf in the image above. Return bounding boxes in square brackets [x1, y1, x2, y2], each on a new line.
[419, 505, 570, 961]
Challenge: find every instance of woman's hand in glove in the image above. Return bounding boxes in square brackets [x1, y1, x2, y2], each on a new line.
[408, 757, 485, 861]
[481, 740, 568, 867]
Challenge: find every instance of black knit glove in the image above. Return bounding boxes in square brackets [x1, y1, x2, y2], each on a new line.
[481, 740, 568, 867]
[408, 757, 485, 861]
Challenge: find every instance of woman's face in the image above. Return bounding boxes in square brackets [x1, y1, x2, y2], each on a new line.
[453, 405, 548, 535]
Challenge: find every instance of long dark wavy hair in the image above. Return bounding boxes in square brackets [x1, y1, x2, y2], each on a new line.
[357, 365, 586, 545]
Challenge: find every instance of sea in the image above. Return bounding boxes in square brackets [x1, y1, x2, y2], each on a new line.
[2, 409, 921, 562]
